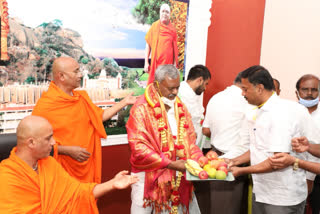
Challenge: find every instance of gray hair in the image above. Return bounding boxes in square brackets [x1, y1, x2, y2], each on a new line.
[154, 64, 179, 82]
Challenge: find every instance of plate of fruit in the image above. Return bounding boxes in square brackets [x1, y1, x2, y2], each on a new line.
[185, 151, 234, 181]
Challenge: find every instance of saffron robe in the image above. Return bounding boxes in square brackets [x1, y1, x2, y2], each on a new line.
[146, 20, 178, 84]
[126, 84, 203, 213]
[32, 82, 106, 183]
[0, 148, 99, 214]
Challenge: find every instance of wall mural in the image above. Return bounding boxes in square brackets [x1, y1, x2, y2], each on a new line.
[0, 0, 189, 137]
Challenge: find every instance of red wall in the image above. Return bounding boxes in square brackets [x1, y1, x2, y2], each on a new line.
[204, 0, 266, 107]
[98, 144, 131, 214]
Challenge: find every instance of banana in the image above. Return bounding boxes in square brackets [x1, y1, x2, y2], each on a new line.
[185, 159, 203, 176]
[187, 159, 203, 171]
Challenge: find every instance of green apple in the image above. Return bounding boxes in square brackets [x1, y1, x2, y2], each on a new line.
[216, 170, 227, 180]
[207, 168, 216, 179]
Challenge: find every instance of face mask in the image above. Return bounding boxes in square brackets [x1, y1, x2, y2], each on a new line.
[297, 92, 319, 108]
[161, 96, 176, 108]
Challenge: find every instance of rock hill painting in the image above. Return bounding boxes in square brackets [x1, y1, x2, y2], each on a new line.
[0, 0, 189, 135]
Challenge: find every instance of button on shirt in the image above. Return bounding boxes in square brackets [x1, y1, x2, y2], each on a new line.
[249, 94, 320, 206]
[178, 81, 204, 135]
[202, 85, 250, 158]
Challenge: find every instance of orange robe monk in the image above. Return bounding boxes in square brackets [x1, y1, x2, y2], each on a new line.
[146, 20, 178, 84]
[32, 82, 106, 183]
[126, 84, 203, 213]
[0, 148, 99, 213]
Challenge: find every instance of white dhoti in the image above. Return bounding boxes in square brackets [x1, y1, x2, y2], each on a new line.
[131, 172, 201, 214]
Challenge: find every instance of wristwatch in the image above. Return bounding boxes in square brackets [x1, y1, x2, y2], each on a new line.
[293, 158, 299, 171]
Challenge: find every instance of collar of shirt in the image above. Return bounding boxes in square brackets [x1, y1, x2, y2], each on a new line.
[259, 93, 278, 112]
[179, 81, 197, 98]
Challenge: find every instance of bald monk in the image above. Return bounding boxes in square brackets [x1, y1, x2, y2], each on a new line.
[0, 116, 138, 213]
[32, 57, 137, 183]
[144, 3, 178, 84]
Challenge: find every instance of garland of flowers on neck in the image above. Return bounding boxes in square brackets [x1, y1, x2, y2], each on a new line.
[145, 84, 190, 214]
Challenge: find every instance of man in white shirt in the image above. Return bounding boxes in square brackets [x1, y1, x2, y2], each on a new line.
[178, 65, 211, 137]
[229, 65, 320, 214]
[202, 72, 250, 159]
[295, 74, 320, 212]
[178, 65, 211, 214]
[199, 72, 250, 214]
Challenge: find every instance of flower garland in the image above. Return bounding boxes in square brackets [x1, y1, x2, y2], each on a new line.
[145, 84, 189, 214]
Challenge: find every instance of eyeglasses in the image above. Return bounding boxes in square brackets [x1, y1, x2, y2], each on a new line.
[299, 87, 319, 94]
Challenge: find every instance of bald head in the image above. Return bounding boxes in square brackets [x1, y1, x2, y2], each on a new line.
[160, 3, 170, 12]
[17, 116, 52, 146]
[160, 4, 170, 25]
[52, 57, 78, 81]
[16, 115, 55, 160]
[52, 57, 82, 94]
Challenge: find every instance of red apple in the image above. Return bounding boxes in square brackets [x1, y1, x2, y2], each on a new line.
[206, 150, 218, 160]
[218, 161, 228, 168]
[218, 166, 228, 175]
[198, 156, 209, 167]
[210, 160, 220, 169]
[198, 170, 209, 180]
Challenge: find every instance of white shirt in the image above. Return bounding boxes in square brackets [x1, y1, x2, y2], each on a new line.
[202, 85, 250, 158]
[311, 106, 320, 128]
[249, 94, 320, 206]
[178, 81, 204, 135]
[306, 106, 320, 180]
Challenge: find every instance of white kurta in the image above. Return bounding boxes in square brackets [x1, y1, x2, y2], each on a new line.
[178, 81, 204, 136]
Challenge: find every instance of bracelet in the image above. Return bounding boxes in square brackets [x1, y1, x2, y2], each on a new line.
[293, 158, 299, 171]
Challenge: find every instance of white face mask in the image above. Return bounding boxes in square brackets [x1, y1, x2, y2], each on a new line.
[161, 96, 176, 108]
[297, 92, 319, 108]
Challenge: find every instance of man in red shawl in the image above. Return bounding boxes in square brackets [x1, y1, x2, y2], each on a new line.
[127, 65, 203, 214]
[144, 4, 178, 85]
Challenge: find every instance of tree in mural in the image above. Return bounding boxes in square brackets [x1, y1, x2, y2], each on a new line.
[132, 0, 171, 25]
[132, 0, 188, 72]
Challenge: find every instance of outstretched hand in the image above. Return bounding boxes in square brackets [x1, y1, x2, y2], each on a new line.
[123, 92, 138, 106]
[112, 170, 139, 190]
[269, 153, 295, 170]
[292, 136, 309, 153]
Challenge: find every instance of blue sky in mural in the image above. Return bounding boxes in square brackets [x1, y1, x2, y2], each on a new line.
[8, 0, 148, 58]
